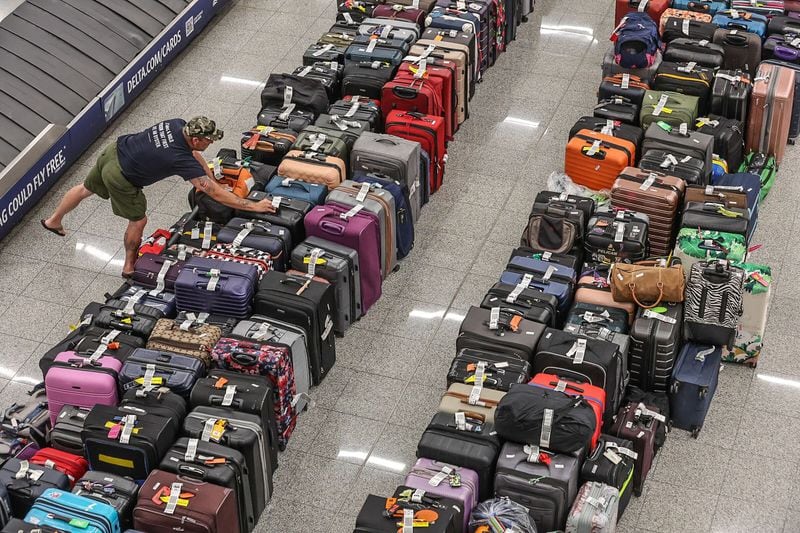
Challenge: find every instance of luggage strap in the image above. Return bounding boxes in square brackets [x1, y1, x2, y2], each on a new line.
[695, 346, 716, 362]
[306, 248, 325, 277]
[232, 227, 253, 249]
[150, 259, 176, 296]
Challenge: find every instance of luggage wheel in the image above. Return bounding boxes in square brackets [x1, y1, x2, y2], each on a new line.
[789, 138, 796, 146]
[691, 427, 701, 439]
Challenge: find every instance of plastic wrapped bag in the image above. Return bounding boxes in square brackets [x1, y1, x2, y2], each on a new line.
[468, 497, 537, 533]
[547, 171, 610, 209]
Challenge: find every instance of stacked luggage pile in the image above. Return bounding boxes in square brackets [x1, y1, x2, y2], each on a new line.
[352, 0, 790, 532]
[0, 0, 540, 532]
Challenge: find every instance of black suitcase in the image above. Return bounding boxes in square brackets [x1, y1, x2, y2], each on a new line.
[254, 270, 336, 385]
[119, 348, 206, 398]
[328, 98, 382, 131]
[355, 492, 458, 533]
[682, 201, 750, 236]
[695, 114, 745, 170]
[446, 348, 532, 392]
[569, 116, 644, 154]
[183, 406, 272, 520]
[593, 98, 639, 125]
[175, 310, 238, 337]
[40, 325, 144, 375]
[416, 411, 501, 500]
[628, 302, 684, 392]
[563, 322, 631, 366]
[598, 76, 648, 108]
[533, 191, 595, 228]
[218, 216, 292, 269]
[260, 73, 329, 117]
[50, 405, 90, 456]
[160, 437, 256, 533]
[0, 458, 70, 518]
[352, 34, 411, 54]
[342, 60, 396, 100]
[533, 327, 627, 423]
[73, 471, 139, 528]
[121, 386, 187, 434]
[314, 113, 369, 148]
[237, 193, 312, 247]
[564, 302, 629, 334]
[640, 148, 706, 184]
[298, 235, 362, 326]
[663, 38, 724, 69]
[712, 29, 761, 79]
[257, 104, 315, 133]
[82, 404, 176, 480]
[80, 302, 159, 340]
[710, 69, 751, 125]
[508, 247, 582, 272]
[641, 122, 714, 182]
[456, 306, 547, 363]
[579, 434, 636, 517]
[662, 17, 717, 43]
[189, 369, 280, 473]
[296, 61, 343, 105]
[653, 61, 714, 114]
[584, 210, 649, 264]
[481, 282, 558, 327]
[302, 43, 347, 66]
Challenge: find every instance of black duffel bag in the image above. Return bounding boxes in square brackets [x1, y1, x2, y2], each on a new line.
[260, 73, 330, 117]
[495, 384, 597, 453]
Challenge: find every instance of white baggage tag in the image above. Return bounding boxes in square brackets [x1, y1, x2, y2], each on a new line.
[601, 120, 614, 136]
[681, 155, 693, 163]
[468, 384, 483, 406]
[150, 259, 176, 296]
[524, 444, 541, 462]
[415, 58, 428, 79]
[449, 29, 458, 38]
[554, 380, 567, 392]
[402, 509, 414, 532]
[271, 196, 283, 210]
[566, 338, 587, 364]
[184, 438, 199, 462]
[345, 101, 360, 117]
[201, 419, 216, 441]
[455, 412, 466, 431]
[343, 12, 354, 24]
[321, 315, 334, 340]
[730, 8, 739, 18]
[15, 461, 29, 479]
[100, 330, 120, 346]
[278, 103, 296, 120]
[640, 173, 657, 191]
[679, 123, 688, 135]
[489, 307, 500, 330]
[177, 244, 188, 261]
[542, 265, 556, 281]
[164, 482, 182, 515]
[643, 309, 677, 324]
[211, 158, 222, 180]
[638, 0, 649, 11]
[598, 327, 613, 341]
[283, 86, 294, 107]
[339, 204, 364, 219]
[611, 445, 638, 459]
[190, 226, 200, 240]
[457, 0, 466, 9]
[143, 364, 156, 390]
[411, 488, 426, 503]
[542, 251, 553, 261]
[506, 280, 527, 303]
[313, 44, 334, 57]
[222, 385, 237, 406]
[88, 344, 108, 363]
[678, 61, 697, 73]
[539, 408, 554, 448]
[232, 227, 253, 249]
[307, 248, 324, 277]
[474, 361, 486, 383]
[122, 289, 147, 315]
[637, 403, 667, 423]
[201, 221, 213, 249]
[660, 153, 678, 168]
[698, 39, 709, 46]
[614, 222, 626, 243]
[298, 66, 312, 77]
[586, 140, 601, 156]
[792, 37, 800, 48]
[366, 38, 378, 53]
[620, 73, 630, 89]
[428, 465, 452, 487]
[604, 448, 622, 464]
[356, 182, 371, 202]
[380, 24, 393, 39]
[682, 18, 690, 35]
[206, 269, 221, 291]
[695, 346, 716, 363]
[119, 414, 136, 444]
[310, 133, 327, 151]
[653, 94, 669, 116]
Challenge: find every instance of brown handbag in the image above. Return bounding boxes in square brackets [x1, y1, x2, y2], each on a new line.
[146, 318, 222, 367]
[610, 260, 686, 308]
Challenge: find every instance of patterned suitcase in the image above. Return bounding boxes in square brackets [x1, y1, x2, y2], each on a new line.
[724, 263, 772, 367]
[565, 482, 620, 533]
[673, 228, 748, 275]
[684, 260, 745, 348]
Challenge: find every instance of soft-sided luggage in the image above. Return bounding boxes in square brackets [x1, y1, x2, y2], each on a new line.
[254, 270, 336, 385]
[119, 349, 205, 397]
[520, 204, 584, 260]
[105, 284, 176, 319]
[682, 201, 750, 240]
[764, 33, 800, 65]
[565, 482, 619, 533]
[133, 469, 240, 533]
[608, 401, 664, 495]
[341, 59, 398, 101]
[302, 43, 347, 67]
[24, 488, 120, 533]
[481, 281, 559, 328]
[673, 227, 748, 274]
[447, 348, 532, 392]
[628, 302, 683, 392]
[564, 129, 636, 191]
[712, 29, 762, 79]
[264, 176, 327, 207]
[257, 104, 315, 133]
[84, 301, 159, 340]
[669, 343, 721, 437]
[73, 471, 138, 528]
[653, 61, 713, 114]
[584, 209, 649, 264]
[640, 90, 699, 129]
[145, 317, 221, 368]
[328, 96, 382, 131]
[724, 262, 772, 367]
[711, 171, 761, 238]
[240, 126, 297, 165]
[174, 257, 258, 319]
[684, 260, 745, 348]
[404, 459, 479, 533]
[456, 306, 547, 362]
[614, 0, 669, 25]
[260, 73, 329, 117]
[385, 109, 447, 195]
[497, 257, 573, 313]
[661, 16, 717, 42]
[416, 411, 501, 500]
[0, 458, 70, 518]
[409, 43, 469, 125]
[132, 254, 184, 294]
[351, 172, 415, 261]
[51, 406, 91, 456]
[580, 435, 636, 517]
[438, 383, 505, 424]
[612, 12, 662, 69]
[602, 47, 663, 85]
[593, 97, 640, 125]
[575, 269, 637, 325]
[565, 302, 629, 335]
[746, 62, 796, 165]
[120, 386, 186, 436]
[739, 149, 777, 202]
[354, 490, 459, 533]
[45, 351, 121, 426]
[204, 244, 274, 279]
[494, 441, 581, 533]
[30, 448, 87, 488]
[275, 150, 346, 190]
[663, 37, 724, 70]
[292, 127, 351, 162]
[598, 73, 650, 108]
[236, 193, 312, 248]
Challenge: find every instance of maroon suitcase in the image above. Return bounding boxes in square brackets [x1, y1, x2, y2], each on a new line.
[372, 4, 427, 26]
[133, 470, 240, 533]
[608, 401, 664, 496]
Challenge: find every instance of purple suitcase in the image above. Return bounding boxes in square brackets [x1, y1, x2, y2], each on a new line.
[764, 34, 800, 64]
[174, 256, 259, 318]
[131, 254, 184, 293]
[304, 203, 382, 314]
[404, 458, 479, 532]
[44, 351, 122, 425]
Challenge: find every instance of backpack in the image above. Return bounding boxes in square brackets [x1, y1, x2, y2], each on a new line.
[613, 12, 661, 69]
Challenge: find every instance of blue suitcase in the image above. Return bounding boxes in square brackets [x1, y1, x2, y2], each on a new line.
[498, 270, 572, 315]
[670, 0, 727, 15]
[106, 284, 177, 318]
[669, 344, 721, 437]
[351, 171, 415, 259]
[712, 10, 768, 39]
[505, 255, 577, 286]
[264, 176, 327, 206]
[174, 257, 259, 319]
[25, 488, 120, 533]
[710, 172, 761, 242]
[119, 348, 206, 397]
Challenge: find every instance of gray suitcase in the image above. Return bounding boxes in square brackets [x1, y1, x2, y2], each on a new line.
[291, 240, 357, 334]
[350, 132, 422, 223]
[602, 47, 663, 85]
[359, 17, 421, 41]
[303, 236, 362, 321]
[565, 482, 619, 533]
[326, 179, 398, 277]
[494, 441, 581, 533]
[629, 302, 683, 393]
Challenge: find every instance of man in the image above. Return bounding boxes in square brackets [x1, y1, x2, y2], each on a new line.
[42, 116, 275, 277]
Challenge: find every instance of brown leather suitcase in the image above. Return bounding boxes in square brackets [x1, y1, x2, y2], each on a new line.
[746, 63, 795, 165]
[133, 470, 241, 533]
[683, 184, 749, 209]
[610, 167, 686, 256]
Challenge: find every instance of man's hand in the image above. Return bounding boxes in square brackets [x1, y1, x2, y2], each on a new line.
[245, 198, 278, 214]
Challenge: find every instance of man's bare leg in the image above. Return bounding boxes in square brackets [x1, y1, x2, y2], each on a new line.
[122, 216, 148, 276]
[43, 184, 94, 235]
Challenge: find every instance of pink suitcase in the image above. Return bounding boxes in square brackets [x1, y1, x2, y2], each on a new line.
[44, 351, 122, 425]
[404, 458, 479, 532]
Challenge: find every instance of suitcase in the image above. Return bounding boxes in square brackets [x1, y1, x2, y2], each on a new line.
[533, 328, 626, 423]
[438, 383, 505, 424]
[73, 471, 138, 529]
[436, 0, 493, 71]
[494, 441, 581, 533]
[579, 435, 636, 517]
[663, 37, 724, 69]
[713, 9, 768, 38]
[385, 109, 447, 195]
[416, 411, 501, 500]
[684, 260, 745, 347]
[584, 209, 649, 264]
[217, 217, 291, 271]
[260, 73, 329, 117]
[409, 43, 469, 124]
[302, 43, 347, 66]
[294, 236, 362, 322]
[51, 406, 91, 456]
[642, 121, 714, 181]
[456, 306, 547, 362]
[640, 90, 700, 129]
[392, 59, 456, 141]
[145, 318, 221, 367]
[341, 60, 398, 100]
[602, 47, 663, 86]
[640, 147, 705, 184]
[423, 17, 479, 84]
[354, 491, 459, 533]
[160, 438, 256, 533]
[568, 117, 643, 150]
[131, 254, 184, 294]
[564, 302, 629, 334]
[182, 407, 271, 522]
[210, 339, 296, 449]
[661, 16, 717, 42]
[593, 98, 640, 125]
[0, 458, 69, 519]
[404, 459, 479, 533]
[653, 61, 714, 114]
[671, 0, 727, 16]
[509, 245, 584, 275]
[695, 114, 745, 170]
[447, 348, 532, 392]
[565, 129, 636, 191]
[764, 33, 800, 65]
[45, 351, 122, 426]
[575, 269, 637, 325]
[565, 482, 619, 533]
[292, 127, 351, 163]
[710, 70, 751, 125]
[628, 302, 683, 392]
[30, 448, 88, 488]
[761, 59, 800, 146]
[240, 126, 297, 166]
[608, 401, 664, 496]
[481, 281, 559, 327]
[236, 193, 312, 249]
[24, 489, 120, 533]
[40, 325, 143, 376]
[520, 204, 585, 260]
[337, 0, 382, 23]
[658, 8, 712, 35]
[504, 255, 577, 290]
[264, 177, 327, 208]
[712, 29, 762, 79]
[173, 257, 258, 319]
[254, 270, 337, 385]
[350, 173, 415, 261]
[674, 227, 748, 274]
[682, 201, 750, 240]
[598, 73, 650, 108]
[669, 343, 721, 437]
[614, 0, 669, 25]
[257, 104, 314, 133]
[85, 302, 159, 340]
[746, 62, 796, 164]
[710, 172, 761, 238]
[304, 204, 382, 313]
[120, 386, 187, 436]
[204, 244, 274, 279]
[724, 262, 772, 367]
[729, 0, 784, 18]
[133, 470, 240, 533]
[105, 283, 176, 319]
[119, 349, 205, 397]
[275, 150, 346, 190]
[610, 167, 685, 256]
[294, 63, 342, 102]
[498, 266, 572, 316]
[329, 96, 383, 131]
[82, 404, 176, 480]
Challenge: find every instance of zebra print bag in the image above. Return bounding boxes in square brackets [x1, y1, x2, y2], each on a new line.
[684, 260, 745, 348]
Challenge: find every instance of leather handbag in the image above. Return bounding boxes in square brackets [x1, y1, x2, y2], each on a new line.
[610, 260, 686, 308]
[145, 318, 222, 367]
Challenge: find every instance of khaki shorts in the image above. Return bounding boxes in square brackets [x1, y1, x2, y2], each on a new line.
[84, 142, 147, 221]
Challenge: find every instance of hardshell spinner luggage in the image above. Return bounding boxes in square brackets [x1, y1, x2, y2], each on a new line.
[404, 459, 479, 533]
[711, 70, 751, 124]
[609, 401, 665, 495]
[173, 257, 258, 319]
[73, 471, 138, 528]
[658, 7, 712, 34]
[695, 114, 745, 170]
[254, 270, 336, 385]
[133, 470, 240, 533]
[565, 129, 636, 191]
[724, 262, 772, 366]
[276, 150, 346, 190]
[294, 236, 362, 321]
[746, 62, 796, 164]
[24, 489, 120, 533]
[713, 9, 768, 38]
[494, 441, 581, 533]
[661, 17, 717, 42]
[447, 348, 532, 391]
[580, 435, 636, 517]
[568, 117, 644, 150]
[669, 343, 721, 436]
[628, 302, 683, 392]
[132, 254, 184, 294]
[614, 0, 669, 25]
[0, 458, 70, 518]
[351, 172, 415, 260]
[456, 306, 547, 363]
[663, 37, 724, 69]
[119, 349, 205, 397]
[45, 351, 122, 426]
[438, 383, 505, 424]
[684, 260, 745, 347]
[565, 482, 619, 533]
[761, 60, 800, 145]
[712, 29, 762, 79]
[641, 122, 714, 182]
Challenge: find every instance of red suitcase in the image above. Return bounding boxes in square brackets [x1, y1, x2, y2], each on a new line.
[30, 447, 89, 488]
[382, 68, 446, 125]
[614, 0, 669, 25]
[385, 109, 448, 193]
[397, 60, 457, 139]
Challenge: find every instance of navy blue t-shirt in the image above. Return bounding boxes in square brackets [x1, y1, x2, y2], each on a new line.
[116, 119, 207, 187]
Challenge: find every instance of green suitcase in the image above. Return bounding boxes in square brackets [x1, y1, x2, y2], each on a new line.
[640, 90, 699, 129]
[673, 227, 747, 275]
[738, 151, 777, 203]
[292, 126, 351, 161]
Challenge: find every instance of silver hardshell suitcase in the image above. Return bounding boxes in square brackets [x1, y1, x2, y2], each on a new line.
[565, 482, 620, 533]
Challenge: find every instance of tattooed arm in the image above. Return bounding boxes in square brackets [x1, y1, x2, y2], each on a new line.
[188, 175, 276, 213]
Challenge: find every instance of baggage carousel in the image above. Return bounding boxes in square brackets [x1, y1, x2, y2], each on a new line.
[0, 0, 229, 240]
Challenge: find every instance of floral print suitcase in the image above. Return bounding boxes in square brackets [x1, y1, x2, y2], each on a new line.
[723, 263, 773, 367]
